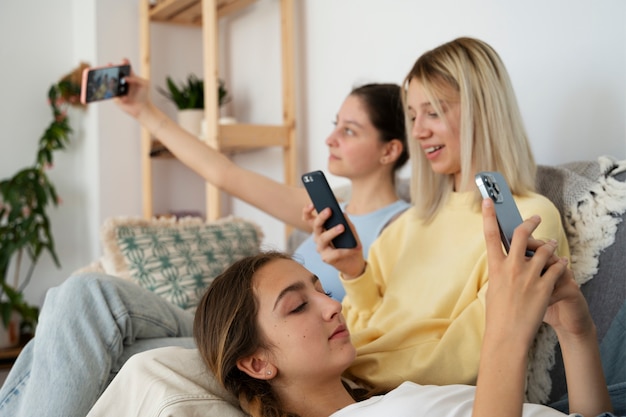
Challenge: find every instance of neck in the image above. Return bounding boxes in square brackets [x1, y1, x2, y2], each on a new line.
[276, 378, 356, 417]
[345, 173, 399, 215]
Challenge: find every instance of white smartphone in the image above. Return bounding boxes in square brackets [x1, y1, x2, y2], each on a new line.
[475, 171, 534, 256]
[80, 64, 130, 104]
[302, 170, 357, 249]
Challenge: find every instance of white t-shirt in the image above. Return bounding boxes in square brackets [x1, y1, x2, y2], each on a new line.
[331, 382, 577, 417]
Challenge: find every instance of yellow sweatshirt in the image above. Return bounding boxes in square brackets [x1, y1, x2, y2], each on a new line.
[342, 191, 569, 391]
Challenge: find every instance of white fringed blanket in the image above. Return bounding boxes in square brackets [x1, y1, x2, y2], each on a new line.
[526, 156, 626, 404]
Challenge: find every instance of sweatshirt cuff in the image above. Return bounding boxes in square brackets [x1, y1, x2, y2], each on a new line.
[340, 263, 381, 309]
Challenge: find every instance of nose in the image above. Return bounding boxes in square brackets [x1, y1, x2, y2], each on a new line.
[322, 294, 342, 320]
[325, 128, 339, 147]
[411, 116, 430, 140]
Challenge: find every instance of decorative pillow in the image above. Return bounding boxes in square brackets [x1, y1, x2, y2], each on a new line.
[100, 216, 263, 312]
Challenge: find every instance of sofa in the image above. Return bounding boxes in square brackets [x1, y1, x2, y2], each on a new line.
[86, 156, 626, 417]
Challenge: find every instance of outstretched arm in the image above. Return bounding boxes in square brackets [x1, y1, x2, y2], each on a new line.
[473, 198, 611, 417]
[115, 61, 311, 231]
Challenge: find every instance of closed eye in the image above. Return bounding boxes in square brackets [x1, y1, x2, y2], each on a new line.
[291, 302, 307, 314]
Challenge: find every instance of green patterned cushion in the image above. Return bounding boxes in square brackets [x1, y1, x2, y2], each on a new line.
[100, 216, 263, 312]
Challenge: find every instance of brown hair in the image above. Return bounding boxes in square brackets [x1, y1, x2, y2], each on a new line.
[194, 251, 297, 417]
[350, 83, 410, 173]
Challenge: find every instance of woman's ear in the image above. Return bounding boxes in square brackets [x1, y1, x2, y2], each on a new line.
[236, 350, 277, 380]
[381, 138, 404, 165]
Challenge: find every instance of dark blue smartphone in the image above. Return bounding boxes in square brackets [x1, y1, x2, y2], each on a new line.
[302, 170, 357, 249]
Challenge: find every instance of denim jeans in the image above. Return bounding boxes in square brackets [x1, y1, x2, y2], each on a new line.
[0, 273, 195, 417]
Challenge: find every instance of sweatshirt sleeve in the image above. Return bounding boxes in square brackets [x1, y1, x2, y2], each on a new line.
[340, 230, 392, 331]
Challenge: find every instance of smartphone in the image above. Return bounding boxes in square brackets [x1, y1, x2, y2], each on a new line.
[475, 171, 533, 256]
[80, 64, 131, 104]
[301, 170, 357, 249]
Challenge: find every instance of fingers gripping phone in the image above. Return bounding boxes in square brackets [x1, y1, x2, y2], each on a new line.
[475, 171, 534, 256]
[302, 170, 357, 249]
[80, 64, 131, 104]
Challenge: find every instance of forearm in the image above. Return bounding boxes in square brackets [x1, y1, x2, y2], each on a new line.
[137, 104, 233, 187]
[472, 334, 527, 417]
[557, 325, 612, 416]
[136, 104, 311, 230]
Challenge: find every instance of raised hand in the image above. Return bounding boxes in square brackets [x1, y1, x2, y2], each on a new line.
[476, 197, 611, 417]
[113, 59, 151, 118]
[481, 197, 567, 348]
[306, 204, 365, 279]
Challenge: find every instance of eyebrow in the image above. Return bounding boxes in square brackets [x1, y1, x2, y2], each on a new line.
[335, 115, 365, 130]
[273, 274, 319, 311]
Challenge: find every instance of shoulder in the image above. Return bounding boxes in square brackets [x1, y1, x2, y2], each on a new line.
[515, 192, 561, 219]
[377, 200, 411, 228]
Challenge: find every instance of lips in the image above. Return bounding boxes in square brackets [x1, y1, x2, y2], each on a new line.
[424, 145, 443, 154]
[330, 324, 349, 339]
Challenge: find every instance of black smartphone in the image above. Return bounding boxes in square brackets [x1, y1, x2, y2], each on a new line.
[475, 171, 533, 256]
[80, 64, 131, 104]
[301, 170, 357, 249]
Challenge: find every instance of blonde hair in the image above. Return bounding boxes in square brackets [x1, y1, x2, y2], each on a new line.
[402, 37, 536, 222]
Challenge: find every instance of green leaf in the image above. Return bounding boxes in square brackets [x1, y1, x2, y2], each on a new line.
[157, 74, 227, 110]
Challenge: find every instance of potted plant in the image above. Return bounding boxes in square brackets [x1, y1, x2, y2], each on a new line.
[0, 63, 86, 348]
[157, 74, 230, 137]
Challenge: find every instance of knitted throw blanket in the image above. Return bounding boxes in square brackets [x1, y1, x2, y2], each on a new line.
[526, 155, 626, 403]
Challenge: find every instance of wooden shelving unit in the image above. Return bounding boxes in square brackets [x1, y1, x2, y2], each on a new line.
[139, 0, 297, 221]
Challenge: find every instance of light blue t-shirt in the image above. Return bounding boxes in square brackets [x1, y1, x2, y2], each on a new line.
[293, 200, 410, 301]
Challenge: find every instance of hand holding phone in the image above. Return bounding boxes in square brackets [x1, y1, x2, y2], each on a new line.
[80, 64, 131, 104]
[302, 170, 357, 249]
[475, 171, 534, 256]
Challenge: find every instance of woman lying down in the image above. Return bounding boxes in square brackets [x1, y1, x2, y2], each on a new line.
[87, 199, 615, 417]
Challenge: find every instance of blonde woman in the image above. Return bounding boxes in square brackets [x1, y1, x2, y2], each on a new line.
[310, 37, 570, 391]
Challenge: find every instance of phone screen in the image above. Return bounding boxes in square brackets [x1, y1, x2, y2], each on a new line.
[80, 64, 130, 104]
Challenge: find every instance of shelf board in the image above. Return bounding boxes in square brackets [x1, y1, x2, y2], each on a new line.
[150, 122, 291, 158]
[0, 346, 21, 361]
[149, 0, 258, 25]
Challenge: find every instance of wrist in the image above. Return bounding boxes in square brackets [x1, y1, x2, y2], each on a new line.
[341, 261, 367, 281]
[137, 102, 158, 126]
[139, 104, 168, 137]
[482, 327, 531, 363]
[554, 321, 597, 347]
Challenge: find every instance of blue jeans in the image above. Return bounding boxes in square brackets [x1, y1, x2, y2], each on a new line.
[0, 273, 195, 417]
[550, 298, 626, 416]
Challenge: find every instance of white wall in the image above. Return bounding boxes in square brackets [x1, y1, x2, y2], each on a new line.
[0, 0, 140, 306]
[1, 0, 625, 308]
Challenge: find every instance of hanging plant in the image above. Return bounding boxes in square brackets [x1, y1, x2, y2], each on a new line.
[0, 63, 87, 339]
